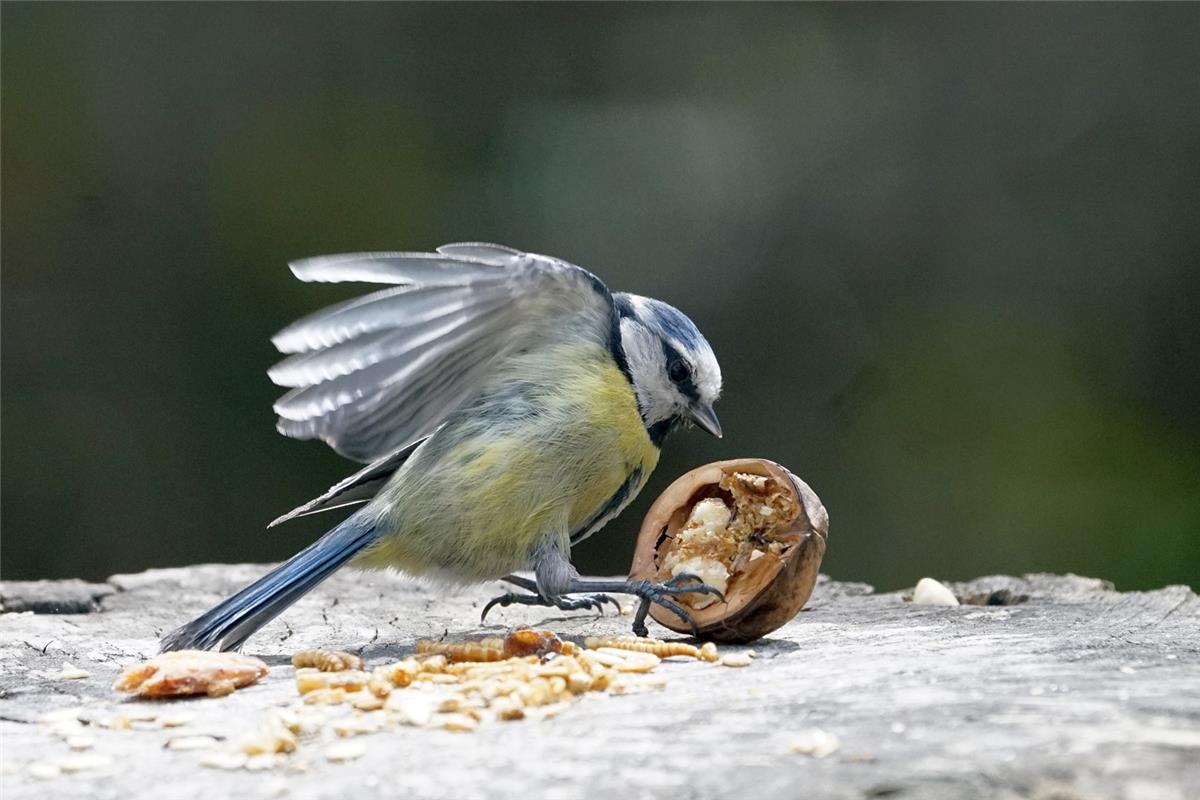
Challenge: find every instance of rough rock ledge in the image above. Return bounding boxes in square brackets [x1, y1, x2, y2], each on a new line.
[1, 567, 1196, 800]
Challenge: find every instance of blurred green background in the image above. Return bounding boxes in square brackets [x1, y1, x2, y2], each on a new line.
[3, 3, 1198, 591]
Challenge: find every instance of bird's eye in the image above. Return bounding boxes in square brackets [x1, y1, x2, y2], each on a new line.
[667, 359, 690, 384]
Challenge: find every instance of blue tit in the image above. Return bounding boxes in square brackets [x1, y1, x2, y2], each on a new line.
[162, 243, 723, 652]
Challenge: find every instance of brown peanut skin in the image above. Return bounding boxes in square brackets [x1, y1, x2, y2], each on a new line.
[629, 458, 829, 644]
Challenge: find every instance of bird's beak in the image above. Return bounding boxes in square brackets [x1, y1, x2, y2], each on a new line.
[689, 402, 723, 438]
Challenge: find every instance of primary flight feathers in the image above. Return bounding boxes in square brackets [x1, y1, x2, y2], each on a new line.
[267, 243, 613, 463]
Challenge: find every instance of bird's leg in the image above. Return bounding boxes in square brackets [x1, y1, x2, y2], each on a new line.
[480, 574, 621, 623]
[559, 575, 724, 637]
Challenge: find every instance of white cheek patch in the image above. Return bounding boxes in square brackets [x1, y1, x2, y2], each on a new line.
[619, 319, 679, 426]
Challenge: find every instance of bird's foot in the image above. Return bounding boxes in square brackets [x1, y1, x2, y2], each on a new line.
[480, 581, 621, 623]
[561, 574, 724, 637]
[479, 573, 722, 636]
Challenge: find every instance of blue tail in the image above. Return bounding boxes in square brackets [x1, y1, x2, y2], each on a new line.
[160, 513, 378, 652]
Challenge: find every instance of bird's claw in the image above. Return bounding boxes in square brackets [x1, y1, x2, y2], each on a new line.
[624, 577, 724, 638]
[480, 590, 620, 623]
[482, 574, 724, 638]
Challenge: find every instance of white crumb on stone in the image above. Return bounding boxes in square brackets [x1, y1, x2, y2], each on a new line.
[159, 712, 195, 728]
[912, 578, 960, 606]
[325, 741, 367, 762]
[55, 662, 91, 680]
[788, 728, 841, 758]
[59, 753, 114, 773]
[199, 751, 248, 770]
[27, 762, 61, 780]
[166, 735, 220, 751]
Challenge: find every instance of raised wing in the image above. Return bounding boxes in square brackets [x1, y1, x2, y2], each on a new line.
[269, 243, 615, 463]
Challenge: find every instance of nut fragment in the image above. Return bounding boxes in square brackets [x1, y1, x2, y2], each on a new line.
[239, 714, 298, 755]
[295, 668, 369, 695]
[630, 459, 828, 643]
[113, 650, 268, 697]
[348, 690, 385, 711]
[368, 659, 421, 695]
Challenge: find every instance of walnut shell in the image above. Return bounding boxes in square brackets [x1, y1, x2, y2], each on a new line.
[629, 458, 828, 643]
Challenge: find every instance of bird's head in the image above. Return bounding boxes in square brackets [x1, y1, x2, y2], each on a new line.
[614, 293, 723, 444]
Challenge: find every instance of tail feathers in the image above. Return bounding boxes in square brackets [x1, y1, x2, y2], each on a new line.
[160, 514, 377, 653]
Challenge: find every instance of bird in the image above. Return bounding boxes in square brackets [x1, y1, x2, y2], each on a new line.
[161, 242, 724, 652]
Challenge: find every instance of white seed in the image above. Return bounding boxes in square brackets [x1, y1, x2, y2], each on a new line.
[39, 707, 87, 724]
[59, 754, 114, 772]
[912, 578, 960, 606]
[158, 712, 195, 728]
[609, 675, 669, 694]
[166, 735, 220, 751]
[244, 754, 283, 771]
[27, 762, 61, 780]
[721, 653, 753, 668]
[385, 692, 437, 727]
[325, 741, 367, 762]
[199, 751, 248, 770]
[438, 712, 478, 732]
[115, 708, 158, 723]
[788, 728, 841, 758]
[65, 735, 95, 750]
[55, 662, 91, 680]
[332, 715, 384, 737]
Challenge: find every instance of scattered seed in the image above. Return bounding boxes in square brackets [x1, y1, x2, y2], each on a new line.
[27, 762, 61, 780]
[166, 735, 220, 751]
[788, 728, 841, 758]
[325, 741, 366, 762]
[199, 751, 248, 771]
[158, 712, 195, 728]
[56, 662, 91, 680]
[59, 754, 114, 773]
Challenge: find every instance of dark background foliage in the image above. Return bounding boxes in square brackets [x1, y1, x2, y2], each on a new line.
[3, 3, 1198, 590]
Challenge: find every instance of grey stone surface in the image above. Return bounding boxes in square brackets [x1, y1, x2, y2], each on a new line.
[0, 579, 115, 614]
[0, 567, 1197, 800]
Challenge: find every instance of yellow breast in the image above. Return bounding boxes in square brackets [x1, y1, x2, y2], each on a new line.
[357, 342, 660, 580]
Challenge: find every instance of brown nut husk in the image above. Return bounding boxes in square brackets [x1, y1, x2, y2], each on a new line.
[629, 458, 828, 643]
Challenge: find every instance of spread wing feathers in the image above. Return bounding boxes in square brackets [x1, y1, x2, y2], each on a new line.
[269, 243, 613, 463]
[268, 434, 431, 528]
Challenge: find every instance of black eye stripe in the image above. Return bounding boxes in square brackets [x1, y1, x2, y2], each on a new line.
[660, 340, 699, 401]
